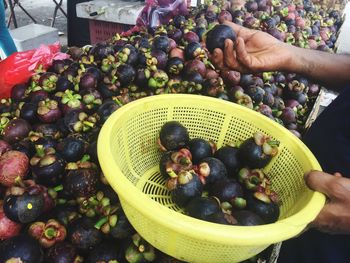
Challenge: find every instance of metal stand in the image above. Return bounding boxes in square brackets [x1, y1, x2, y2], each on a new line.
[51, 0, 67, 27]
[6, 0, 37, 28]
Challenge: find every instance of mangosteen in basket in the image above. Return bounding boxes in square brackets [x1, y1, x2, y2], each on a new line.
[247, 193, 280, 224]
[0, 234, 44, 263]
[168, 170, 203, 207]
[238, 132, 279, 169]
[185, 196, 220, 220]
[197, 157, 228, 185]
[214, 145, 241, 176]
[206, 210, 236, 225]
[158, 121, 190, 151]
[234, 210, 265, 226]
[188, 138, 214, 164]
[205, 24, 237, 53]
[159, 149, 192, 178]
[209, 178, 246, 209]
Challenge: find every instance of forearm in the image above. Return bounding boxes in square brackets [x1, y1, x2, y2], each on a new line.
[283, 45, 350, 90]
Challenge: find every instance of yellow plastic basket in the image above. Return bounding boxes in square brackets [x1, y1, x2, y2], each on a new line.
[98, 94, 325, 263]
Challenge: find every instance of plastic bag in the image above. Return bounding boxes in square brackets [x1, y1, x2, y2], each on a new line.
[136, 0, 189, 29]
[0, 42, 69, 99]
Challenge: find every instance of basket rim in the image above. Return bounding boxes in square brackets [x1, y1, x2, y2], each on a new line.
[98, 94, 326, 246]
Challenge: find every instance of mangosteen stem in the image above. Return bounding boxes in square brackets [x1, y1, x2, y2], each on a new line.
[167, 170, 178, 178]
[15, 176, 25, 188]
[267, 140, 280, 147]
[54, 184, 64, 192]
[57, 199, 67, 204]
[81, 154, 90, 162]
[44, 227, 57, 239]
[94, 216, 109, 230]
[35, 145, 46, 158]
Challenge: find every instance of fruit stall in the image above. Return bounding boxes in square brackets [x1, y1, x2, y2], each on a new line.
[0, 0, 348, 262]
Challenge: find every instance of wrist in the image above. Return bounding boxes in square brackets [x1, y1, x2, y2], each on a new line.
[279, 43, 300, 72]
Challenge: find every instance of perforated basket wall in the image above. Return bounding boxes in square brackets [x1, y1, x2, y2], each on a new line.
[89, 20, 133, 44]
[98, 94, 325, 263]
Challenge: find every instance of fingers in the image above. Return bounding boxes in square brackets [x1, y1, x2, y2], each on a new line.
[305, 171, 348, 200]
[224, 39, 238, 69]
[211, 48, 225, 69]
[235, 37, 251, 69]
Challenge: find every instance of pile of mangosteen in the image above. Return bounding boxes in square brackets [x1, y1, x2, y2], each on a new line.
[0, 0, 344, 262]
[159, 121, 280, 225]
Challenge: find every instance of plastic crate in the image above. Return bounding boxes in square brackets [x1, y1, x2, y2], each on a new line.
[89, 20, 133, 44]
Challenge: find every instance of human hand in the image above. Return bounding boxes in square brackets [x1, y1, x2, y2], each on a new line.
[211, 21, 293, 73]
[305, 171, 350, 234]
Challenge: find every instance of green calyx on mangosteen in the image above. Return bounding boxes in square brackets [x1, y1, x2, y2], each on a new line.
[205, 24, 237, 53]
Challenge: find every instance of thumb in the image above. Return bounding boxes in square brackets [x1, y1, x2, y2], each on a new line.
[304, 171, 344, 200]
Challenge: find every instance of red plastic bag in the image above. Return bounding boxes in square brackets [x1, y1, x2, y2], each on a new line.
[0, 42, 69, 99]
[136, 0, 189, 29]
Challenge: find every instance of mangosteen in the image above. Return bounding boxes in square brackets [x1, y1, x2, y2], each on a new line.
[151, 49, 168, 70]
[96, 100, 120, 125]
[195, 26, 206, 42]
[2, 118, 31, 144]
[68, 217, 103, 250]
[153, 35, 170, 53]
[30, 146, 66, 186]
[39, 72, 59, 93]
[0, 234, 44, 263]
[110, 208, 135, 239]
[168, 28, 183, 43]
[245, 85, 265, 104]
[280, 107, 296, 125]
[19, 102, 38, 124]
[185, 42, 204, 60]
[64, 165, 99, 198]
[11, 84, 27, 102]
[89, 42, 114, 62]
[184, 59, 207, 78]
[57, 136, 86, 162]
[170, 171, 203, 207]
[118, 44, 139, 65]
[29, 90, 50, 105]
[45, 241, 82, 263]
[214, 145, 241, 177]
[209, 178, 245, 208]
[3, 191, 44, 223]
[49, 59, 66, 74]
[37, 99, 62, 123]
[247, 193, 280, 224]
[206, 211, 234, 225]
[79, 72, 98, 90]
[205, 10, 217, 23]
[198, 157, 228, 185]
[116, 64, 136, 87]
[158, 121, 190, 151]
[86, 241, 122, 263]
[238, 132, 279, 169]
[183, 31, 200, 44]
[188, 138, 213, 164]
[234, 210, 264, 226]
[185, 196, 220, 220]
[218, 10, 233, 23]
[166, 57, 184, 75]
[173, 15, 186, 28]
[245, 0, 258, 12]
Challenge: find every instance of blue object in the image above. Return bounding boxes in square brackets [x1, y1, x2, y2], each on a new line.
[278, 86, 350, 263]
[0, 0, 17, 57]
